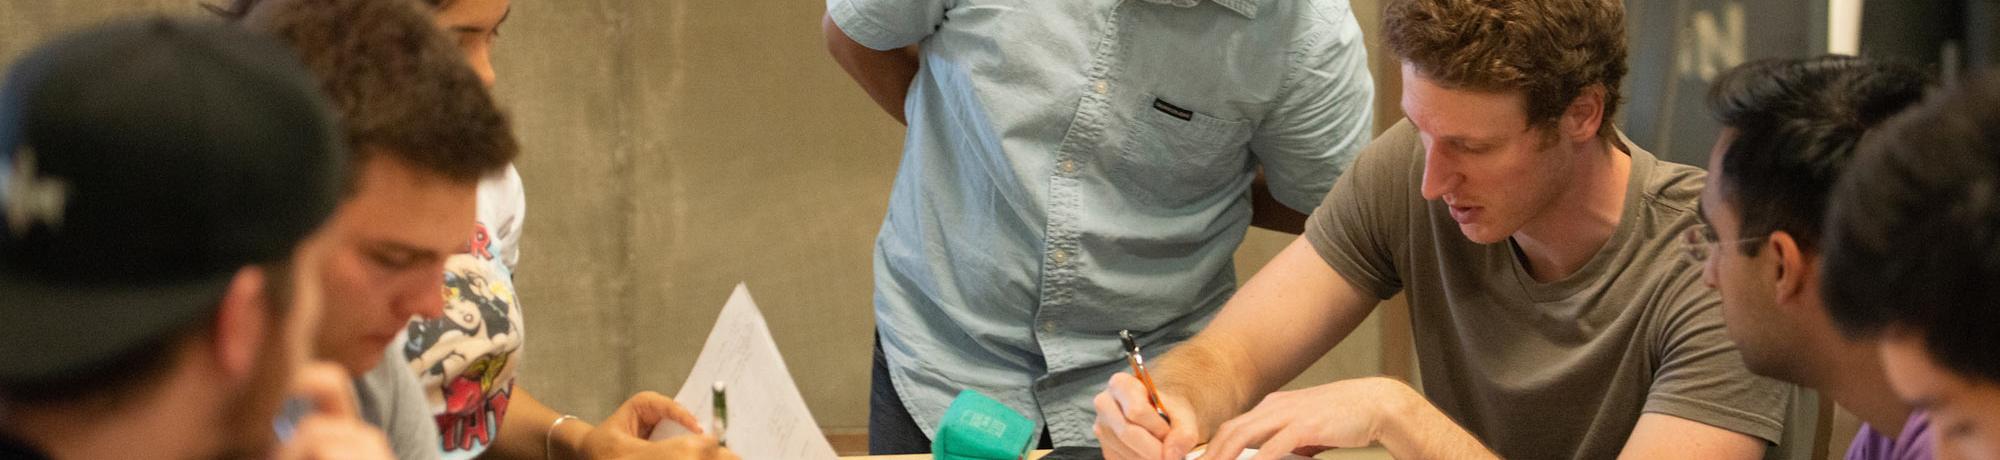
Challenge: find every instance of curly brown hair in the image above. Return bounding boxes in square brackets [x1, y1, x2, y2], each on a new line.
[1384, 0, 1628, 138]
[240, 0, 515, 187]
[206, 0, 445, 20]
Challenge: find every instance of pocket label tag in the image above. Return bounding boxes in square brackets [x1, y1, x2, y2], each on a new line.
[1152, 98, 1194, 121]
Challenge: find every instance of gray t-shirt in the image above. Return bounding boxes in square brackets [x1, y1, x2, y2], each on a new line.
[356, 331, 443, 460]
[1304, 120, 1792, 459]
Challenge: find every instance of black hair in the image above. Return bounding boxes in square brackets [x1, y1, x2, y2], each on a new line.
[1822, 71, 2000, 384]
[1707, 55, 1931, 255]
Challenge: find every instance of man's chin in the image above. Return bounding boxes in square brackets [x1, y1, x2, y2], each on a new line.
[1457, 222, 1510, 244]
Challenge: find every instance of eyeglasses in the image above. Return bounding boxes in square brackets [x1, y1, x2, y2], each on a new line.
[1680, 223, 1769, 263]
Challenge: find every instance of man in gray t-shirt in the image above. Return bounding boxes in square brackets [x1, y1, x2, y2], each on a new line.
[355, 333, 444, 460]
[1093, 1, 1791, 459]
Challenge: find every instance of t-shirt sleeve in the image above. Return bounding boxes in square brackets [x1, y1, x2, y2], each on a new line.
[826, 0, 950, 51]
[1248, 1, 1374, 214]
[1643, 272, 1793, 444]
[1303, 120, 1417, 300]
[480, 165, 526, 272]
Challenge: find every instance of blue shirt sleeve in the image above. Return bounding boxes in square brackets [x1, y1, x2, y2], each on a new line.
[1249, 1, 1375, 214]
[827, 0, 951, 51]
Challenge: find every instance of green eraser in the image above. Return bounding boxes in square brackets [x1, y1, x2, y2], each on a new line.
[933, 390, 1037, 460]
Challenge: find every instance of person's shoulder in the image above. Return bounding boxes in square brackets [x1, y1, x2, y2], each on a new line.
[476, 164, 523, 201]
[1633, 144, 1706, 217]
[1245, 0, 1360, 49]
[1625, 148, 1715, 314]
[1349, 120, 1425, 188]
[1322, 119, 1425, 210]
[1262, 0, 1355, 26]
[1367, 120, 1425, 168]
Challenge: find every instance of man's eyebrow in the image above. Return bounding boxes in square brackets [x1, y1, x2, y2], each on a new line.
[1436, 134, 1501, 146]
[368, 240, 444, 259]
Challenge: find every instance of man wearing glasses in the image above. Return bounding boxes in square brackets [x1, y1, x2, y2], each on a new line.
[1692, 56, 1935, 460]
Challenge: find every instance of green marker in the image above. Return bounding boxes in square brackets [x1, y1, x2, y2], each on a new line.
[711, 381, 728, 447]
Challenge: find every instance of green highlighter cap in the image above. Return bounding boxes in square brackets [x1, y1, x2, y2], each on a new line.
[933, 390, 1037, 460]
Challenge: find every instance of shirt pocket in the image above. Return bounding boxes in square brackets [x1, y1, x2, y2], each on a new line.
[1109, 93, 1255, 207]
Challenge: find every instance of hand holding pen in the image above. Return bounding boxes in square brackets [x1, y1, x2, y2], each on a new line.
[1120, 330, 1169, 421]
[1094, 330, 1203, 460]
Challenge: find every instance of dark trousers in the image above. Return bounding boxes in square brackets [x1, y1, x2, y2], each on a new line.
[869, 333, 1055, 454]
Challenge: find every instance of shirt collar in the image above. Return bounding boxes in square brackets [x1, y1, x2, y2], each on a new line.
[1212, 0, 1258, 18]
[1140, 0, 1259, 19]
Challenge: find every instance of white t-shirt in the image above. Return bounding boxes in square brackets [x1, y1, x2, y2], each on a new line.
[398, 165, 527, 460]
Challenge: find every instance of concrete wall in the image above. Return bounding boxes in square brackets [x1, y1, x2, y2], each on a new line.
[0, 0, 1397, 437]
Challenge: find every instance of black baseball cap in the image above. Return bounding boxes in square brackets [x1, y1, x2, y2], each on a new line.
[0, 17, 346, 384]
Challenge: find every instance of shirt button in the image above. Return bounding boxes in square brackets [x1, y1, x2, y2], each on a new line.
[1051, 249, 1070, 265]
[1093, 80, 1108, 95]
[1059, 160, 1078, 174]
[1040, 320, 1057, 334]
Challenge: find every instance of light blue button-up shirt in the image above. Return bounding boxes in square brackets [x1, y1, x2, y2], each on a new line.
[829, 0, 1373, 446]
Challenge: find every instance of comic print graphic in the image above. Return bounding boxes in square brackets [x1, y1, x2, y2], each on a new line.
[405, 252, 523, 459]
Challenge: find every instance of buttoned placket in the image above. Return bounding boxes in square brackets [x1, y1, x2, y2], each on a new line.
[1031, 1, 1128, 446]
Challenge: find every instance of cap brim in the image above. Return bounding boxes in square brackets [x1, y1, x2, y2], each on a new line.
[0, 271, 232, 383]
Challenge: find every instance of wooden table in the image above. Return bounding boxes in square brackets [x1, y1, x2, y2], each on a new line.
[843, 447, 1391, 459]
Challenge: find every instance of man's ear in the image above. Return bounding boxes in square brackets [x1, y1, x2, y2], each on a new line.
[210, 266, 270, 380]
[1768, 231, 1816, 307]
[1562, 84, 1608, 142]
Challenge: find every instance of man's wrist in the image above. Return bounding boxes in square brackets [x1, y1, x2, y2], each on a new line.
[1364, 377, 1422, 446]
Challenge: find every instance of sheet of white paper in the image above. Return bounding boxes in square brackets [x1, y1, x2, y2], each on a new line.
[648, 283, 838, 459]
[1184, 448, 1315, 460]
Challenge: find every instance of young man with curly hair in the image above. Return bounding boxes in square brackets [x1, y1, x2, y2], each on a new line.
[1095, 1, 1792, 458]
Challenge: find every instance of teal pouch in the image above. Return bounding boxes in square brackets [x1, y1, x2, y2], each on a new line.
[932, 390, 1037, 460]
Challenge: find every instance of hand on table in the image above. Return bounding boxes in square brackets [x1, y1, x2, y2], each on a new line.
[1094, 372, 1202, 460]
[1197, 377, 1413, 460]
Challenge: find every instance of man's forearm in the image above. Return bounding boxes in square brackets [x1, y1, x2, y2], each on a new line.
[1153, 335, 1263, 439]
[1374, 380, 1498, 460]
[1155, 237, 1381, 439]
[823, 14, 920, 125]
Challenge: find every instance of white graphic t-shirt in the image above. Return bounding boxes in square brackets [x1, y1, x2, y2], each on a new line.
[402, 165, 527, 459]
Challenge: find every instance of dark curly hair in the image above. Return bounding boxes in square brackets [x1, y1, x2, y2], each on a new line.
[1383, 0, 1628, 138]
[207, 0, 445, 20]
[239, 0, 514, 187]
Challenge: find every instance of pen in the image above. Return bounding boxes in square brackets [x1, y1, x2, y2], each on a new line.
[712, 381, 728, 447]
[1119, 330, 1169, 422]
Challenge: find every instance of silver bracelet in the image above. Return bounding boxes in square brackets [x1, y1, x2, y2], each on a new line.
[547, 414, 581, 460]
